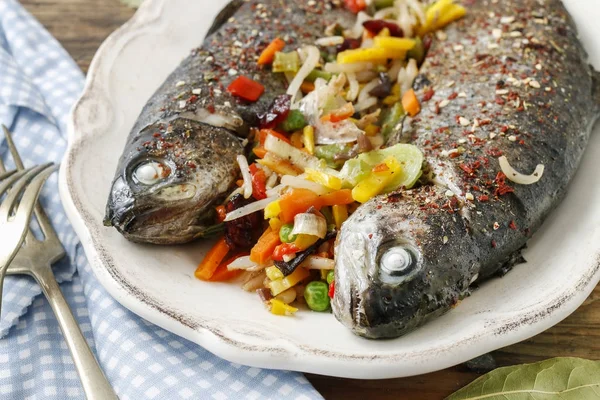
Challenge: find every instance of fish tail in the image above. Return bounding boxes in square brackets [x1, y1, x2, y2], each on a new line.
[591, 66, 600, 108]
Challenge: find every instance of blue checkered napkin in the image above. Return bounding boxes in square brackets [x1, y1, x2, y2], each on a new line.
[0, 1, 323, 398]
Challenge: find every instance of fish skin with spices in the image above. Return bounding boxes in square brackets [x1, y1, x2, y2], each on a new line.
[104, 0, 353, 244]
[332, 0, 600, 339]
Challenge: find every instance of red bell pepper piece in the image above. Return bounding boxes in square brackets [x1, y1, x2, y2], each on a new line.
[272, 243, 301, 262]
[249, 164, 268, 200]
[344, 0, 366, 14]
[227, 76, 265, 102]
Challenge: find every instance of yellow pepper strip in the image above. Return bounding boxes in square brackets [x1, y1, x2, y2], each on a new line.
[419, 0, 466, 35]
[352, 157, 403, 203]
[303, 126, 315, 155]
[364, 124, 380, 137]
[377, 27, 391, 37]
[305, 168, 343, 190]
[294, 234, 320, 251]
[269, 299, 298, 316]
[269, 217, 283, 231]
[266, 265, 284, 281]
[269, 267, 310, 296]
[264, 200, 281, 219]
[320, 269, 329, 280]
[337, 48, 406, 64]
[332, 204, 349, 230]
[374, 37, 416, 51]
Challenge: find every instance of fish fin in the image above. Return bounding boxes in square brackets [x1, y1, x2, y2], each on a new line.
[496, 248, 527, 277]
[205, 0, 244, 38]
[591, 66, 600, 108]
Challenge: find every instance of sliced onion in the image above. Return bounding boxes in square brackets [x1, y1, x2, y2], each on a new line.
[264, 134, 321, 170]
[301, 255, 335, 270]
[350, 11, 371, 38]
[281, 175, 330, 195]
[266, 184, 287, 197]
[397, 58, 418, 95]
[287, 46, 320, 102]
[291, 213, 327, 239]
[236, 155, 253, 199]
[374, 7, 396, 20]
[226, 187, 244, 202]
[498, 156, 545, 185]
[388, 59, 404, 83]
[227, 256, 261, 271]
[315, 36, 345, 47]
[265, 172, 278, 189]
[359, 78, 381, 104]
[224, 195, 280, 222]
[354, 96, 378, 112]
[346, 72, 360, 102]
[355, 70, 378, 83]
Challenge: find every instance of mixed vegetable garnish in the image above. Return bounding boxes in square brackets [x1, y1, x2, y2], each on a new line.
[195, 0, 466, 315]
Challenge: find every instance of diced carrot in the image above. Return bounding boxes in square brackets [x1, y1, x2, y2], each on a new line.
[195, 237, 230, 281]
[250, 228, 282, 265]
[320, 189, 355, 207]
[258, 129, 291, 145]
[236, 179, 244, 187]
[216, 205, 227, 222]
[253, 147, 268, 159]
[279, 189, 321, 223]
[402, 88, 421, 117]
[258, 38, 286, 66]
[278, 188, 355, 223]
[209, 253, 248, 282]
[301, 81, 315, 94]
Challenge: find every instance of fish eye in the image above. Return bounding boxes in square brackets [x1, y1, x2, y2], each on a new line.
[380, 246, 416, 276]
[133, 161, 169, 185]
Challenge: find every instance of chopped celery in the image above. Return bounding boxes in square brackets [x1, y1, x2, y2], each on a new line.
[280, 110, 307, 133]
[273, 51, 300, 73]
[339, 159, 371, 188]
[356, 143, 424, 191]
[381, 102, 406, 141]
[374, 0, 394, 9]
[407, 37, 426, 66]
[305, 69, 333, 83]
[314, 143, 353, 168]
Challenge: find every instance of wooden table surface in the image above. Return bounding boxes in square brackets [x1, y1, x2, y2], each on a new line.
[20, 0, 600, 398]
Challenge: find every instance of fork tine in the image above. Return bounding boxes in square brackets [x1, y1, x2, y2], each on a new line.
[0, 163, 54, 219]
[2, 125, 24, 170]
[2, 125, 54, 240]
[3, 165, 56, 227]
[0, 125, 9, 174]
[0, 168, 31, 196]
[0, 169, 17, 181]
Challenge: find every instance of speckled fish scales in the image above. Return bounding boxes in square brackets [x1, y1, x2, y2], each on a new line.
[104, 0, 353, 244]
[332, 0, 600, 338]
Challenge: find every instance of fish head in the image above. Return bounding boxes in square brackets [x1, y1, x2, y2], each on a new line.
[332, 187, 478, 338]
[104, 118, 243, 244]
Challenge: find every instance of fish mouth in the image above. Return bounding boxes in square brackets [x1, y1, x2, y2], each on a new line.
[110, 204, 210, 245]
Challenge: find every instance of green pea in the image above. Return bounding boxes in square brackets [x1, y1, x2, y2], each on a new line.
[304, 281, 330, 312]
[279, 223, 297, 243]
[326, 271, 335, 285]
[280, 110, 307, 133]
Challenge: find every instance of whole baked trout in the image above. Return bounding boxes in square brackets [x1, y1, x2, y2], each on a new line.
[104, 0, 353, 244]
[332, 0, 600, 338]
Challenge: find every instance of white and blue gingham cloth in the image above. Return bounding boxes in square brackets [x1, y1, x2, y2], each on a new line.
[0, 1, 323, 398]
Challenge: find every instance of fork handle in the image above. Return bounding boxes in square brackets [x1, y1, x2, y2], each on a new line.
[33, 265, 119, 400]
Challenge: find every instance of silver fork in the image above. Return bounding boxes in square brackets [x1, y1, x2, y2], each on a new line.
[0, 125, 118, 400]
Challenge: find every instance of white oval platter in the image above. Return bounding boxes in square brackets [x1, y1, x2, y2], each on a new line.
[59, 0, 600, 379]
